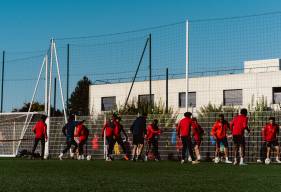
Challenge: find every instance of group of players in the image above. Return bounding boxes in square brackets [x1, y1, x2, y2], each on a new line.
[30, 108, 281, 165]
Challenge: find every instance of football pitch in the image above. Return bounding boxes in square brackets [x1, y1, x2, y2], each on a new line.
[0, 159, 280, 192]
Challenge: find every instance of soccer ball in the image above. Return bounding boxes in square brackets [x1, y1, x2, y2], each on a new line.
[265, 158, 271, 165]
[214, 157, 220, 164]
[86, 155, 92, 161]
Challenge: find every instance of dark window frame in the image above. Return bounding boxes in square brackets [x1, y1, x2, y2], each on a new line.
[223, 89, 243, 106]
[101, 96, 116, 111]
[178, 92, 196, 108]
[273, 87, 281, 104]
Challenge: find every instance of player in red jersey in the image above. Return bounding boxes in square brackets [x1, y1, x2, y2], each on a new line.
[191, 117, 204, 161]
[113, 116, 129, 160]
[101, 115, 116, 161]
[230, 108, 250, 165]
[31, 115, 48, 159]
[262, 117, 281, 164]
[145, 119, 161, 161]
[211, 114, 232, 164]
[74, 120, 89, 160]
[177, 112, 199, 164]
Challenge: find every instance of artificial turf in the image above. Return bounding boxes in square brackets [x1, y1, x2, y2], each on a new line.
[0, 159, 280, 192]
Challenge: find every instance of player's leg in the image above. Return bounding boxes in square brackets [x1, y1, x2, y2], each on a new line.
[194, 141, 200, 161]
[136, 135, 144, 160]
[222, 138, 231, 163]
[239, 137, 247, 165]
[31, 138, 40, 158]
[78, 140, 85, 160]
[181, 137, 187, 164]
[258, 141, 266, 163]
[275, 144, 281, 163]
[214, 140, 221, 163]
[40, 137, 45, 160]
[233, 136, 239, 165]
[152, 138, 160, 161]
[265, 142, 271, 164]
[59, 141, 71, 160]
[106, 137, 114, 161]
[186, 137, 197, 164]
[137, 144, 144, 160]
[117, 137, 129, 160]
[145, 140, 151, 161]
[131, 135, 138, 161]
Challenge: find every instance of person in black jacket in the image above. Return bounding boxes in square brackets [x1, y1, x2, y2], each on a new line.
[130, 112, 147, 161]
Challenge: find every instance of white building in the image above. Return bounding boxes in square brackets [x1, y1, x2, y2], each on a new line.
[89, 59, 281, 114]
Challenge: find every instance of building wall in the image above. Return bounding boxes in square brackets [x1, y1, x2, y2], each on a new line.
[89, 59, 281, 115]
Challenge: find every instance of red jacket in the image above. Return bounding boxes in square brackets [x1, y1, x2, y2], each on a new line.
[113, 121, 122, 137]
[32, 120, 47, 139]
[192, 121, 204, 141]
[262, 123, 279, 142]
[177, 117, 192, 137]
[102, 120, 115, 137]
[75, 124, 89, 142]
[211, 120, 229, 140]
[230, 115, 248, 136]
[146, 124, 161, 140]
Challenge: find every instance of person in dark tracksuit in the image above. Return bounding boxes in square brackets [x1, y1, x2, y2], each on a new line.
[130, 112, 147, 161]
[59, 114, 82, 160]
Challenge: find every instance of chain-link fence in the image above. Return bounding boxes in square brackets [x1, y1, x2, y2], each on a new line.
[0, 112, 275, 162]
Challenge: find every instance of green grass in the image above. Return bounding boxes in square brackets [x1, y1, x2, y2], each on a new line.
[0, 159, 280, 192]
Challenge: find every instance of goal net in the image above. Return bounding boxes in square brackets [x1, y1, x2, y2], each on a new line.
[0, 112, 44, 157]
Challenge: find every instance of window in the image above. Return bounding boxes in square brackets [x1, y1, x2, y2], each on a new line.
[138, 94, 154, 106]
[178, 92, 196, 108]
[223, 89, 242, 106]
[273, 87, 281, 104]
[101, 97, 116, 111]
[179, 92, 186, 108]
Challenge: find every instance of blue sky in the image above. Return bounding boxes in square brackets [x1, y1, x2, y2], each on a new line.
[1, 0, 281, 112]
[1, 0, 281, 52]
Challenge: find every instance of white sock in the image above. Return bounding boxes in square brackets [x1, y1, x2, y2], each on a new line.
[226, 157, 229, 161]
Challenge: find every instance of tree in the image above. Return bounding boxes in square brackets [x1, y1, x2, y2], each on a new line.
[12, 102, 63, 116]
[67, 76, 92, 116]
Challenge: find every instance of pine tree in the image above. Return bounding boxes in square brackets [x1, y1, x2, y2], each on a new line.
[67, 76, 92, 116]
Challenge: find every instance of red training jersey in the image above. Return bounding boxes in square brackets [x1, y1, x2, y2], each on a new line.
[146, 124, 161, 140]
[230, 115, 248, 136]
[211, 120, 229, 140]
[32, 120, 47, 139]
[177, 117, 192, 137]
[75, 124, 89, 142]
[113, 121, 122, 137]
[192, 121, 204, 141]
[262, 123, 279, 142]
[102, 120, 115, 137]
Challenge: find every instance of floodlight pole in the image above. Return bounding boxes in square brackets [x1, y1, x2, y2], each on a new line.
[66, 44, 70, 114]
[1, 51, 5, 113]
[149, 34, 152, 112]
[185, 19, 189, 112]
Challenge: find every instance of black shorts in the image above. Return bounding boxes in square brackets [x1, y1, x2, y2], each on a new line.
[133, 135, 144, 145]
[266, 140, 279, 148]
[216, 138, 229, 148]
[233, 135, 245, 146]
